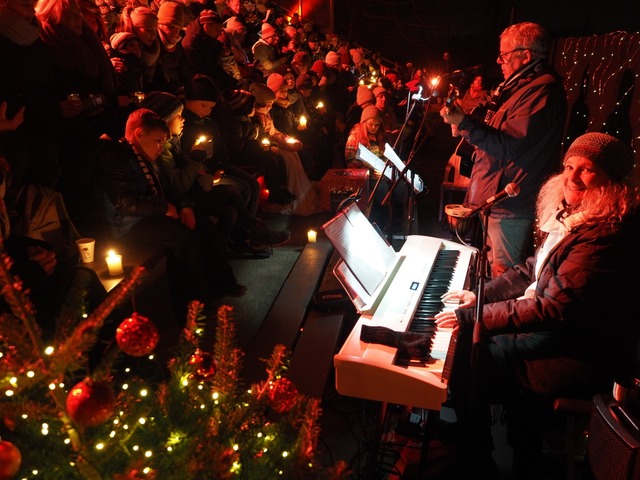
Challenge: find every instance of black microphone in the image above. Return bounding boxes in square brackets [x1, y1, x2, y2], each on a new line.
[465, 183, 520, 217]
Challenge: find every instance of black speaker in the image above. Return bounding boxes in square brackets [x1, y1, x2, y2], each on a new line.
[587, 394, 640, 480]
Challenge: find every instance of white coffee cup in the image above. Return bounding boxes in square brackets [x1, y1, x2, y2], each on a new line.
[76, 238, 95, 263]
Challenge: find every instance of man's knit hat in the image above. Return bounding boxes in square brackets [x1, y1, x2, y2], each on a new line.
[356, 85, 375, 106]
[564, 132, 635, 182]
[267, 73, 286, 92]
[373, 86, 389, 98]
[224, 16, 247, 36]
[130, 6, 158, 29]
[223, 89, 255, 115]
[260, 23, 278, 39]
[157, 1, 184, 28]
[325, 51, 340, 67]
[250, 82, 276, 106]
[360, 105, 382, 123]
[141, 91, 184, 122]
[185, 74, 218, 102]
[199, 9, 222, 24]
[110, 32, 137, 52]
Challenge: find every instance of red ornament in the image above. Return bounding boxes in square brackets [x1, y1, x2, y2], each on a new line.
[0, 440, 21, 480]
[267, 378, 298, 413]
[188, 349, 217, 380]
[116, 313, 159, 357]
[66, 379, 115, 427]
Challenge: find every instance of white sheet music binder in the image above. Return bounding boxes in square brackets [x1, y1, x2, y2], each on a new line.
[322, 202, 403, 313]
[355, 143, 424, 194]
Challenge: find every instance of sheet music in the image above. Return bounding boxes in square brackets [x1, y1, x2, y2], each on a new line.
[383, 143, 424, 193]
[355, 144, 424, 194]
[322, 202, 397, 296]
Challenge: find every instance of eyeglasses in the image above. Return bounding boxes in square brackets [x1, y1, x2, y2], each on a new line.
[497, 48, 526, 63]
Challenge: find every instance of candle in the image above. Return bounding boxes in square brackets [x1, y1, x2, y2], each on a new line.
[299, 115, 307, 127]
[286, 137, 297, 144]
[316, 101, 324, 109]
[195, 135, 208, 145]
[105, 250, 124, 276]
[307, 230, 317, 243]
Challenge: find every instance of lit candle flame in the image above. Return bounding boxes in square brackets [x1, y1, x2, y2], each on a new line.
[195, 135, 208, 145]
[316, 101, 324, 109]
[286, 137, 297, 144]
[261, 138, 270, 146]
[299, 115, 307, 127]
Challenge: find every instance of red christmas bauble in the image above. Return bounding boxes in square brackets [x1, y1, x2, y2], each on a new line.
[116, 313, 159, 357]
[66, 379, 115, 427]
[188, 349, 217, 380]
[267, 378, 298, 413]
[0, 440, 21, 480]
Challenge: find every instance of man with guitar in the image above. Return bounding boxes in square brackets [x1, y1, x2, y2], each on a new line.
[440, 22, 567, 278]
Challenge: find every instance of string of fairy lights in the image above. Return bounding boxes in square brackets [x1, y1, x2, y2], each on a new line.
[555, 31, 640, 159]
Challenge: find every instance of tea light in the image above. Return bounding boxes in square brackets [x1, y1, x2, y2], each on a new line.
[307, 230, 317, 243]
[316, 101, 324, 109]
[261, 137, 270, 146]
[105, 250, 124, 276]
[299, 115, 307, 127]
[286, 136, 297, 144]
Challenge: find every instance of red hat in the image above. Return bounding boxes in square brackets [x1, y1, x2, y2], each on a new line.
[199, 9, 222, 24]
[310, 60, 326, 77]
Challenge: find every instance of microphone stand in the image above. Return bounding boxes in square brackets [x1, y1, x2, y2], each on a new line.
[367, 157, 396, 242]
[467, 206, 491, 430]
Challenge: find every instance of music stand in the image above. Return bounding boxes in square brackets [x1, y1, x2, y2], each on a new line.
[356, 144, 425, 237]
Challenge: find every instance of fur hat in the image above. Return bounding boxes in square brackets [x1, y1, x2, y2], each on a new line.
[356, 85, 375, 107]
[260, 23, 278, 40]
[129, 6, 158, 29]
[222, 89, 255, 116]
[141, 91, 184, 122]
[267, 73, 286, 92]
[325, 51, 340, 67]
[249, 82, 276, 106]
[295, 73, 313, 90]
[564, 132, 635, 182]
[157, 2, 184, 28]
[360, 105, 382, 123]
[199, 9, 222, 24]
[110, 32, 137, 52]
[185, 74, 218, 102]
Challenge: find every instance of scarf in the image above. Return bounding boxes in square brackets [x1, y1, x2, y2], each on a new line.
[131, 145, 163, 197]
[0, 7, 40, 46]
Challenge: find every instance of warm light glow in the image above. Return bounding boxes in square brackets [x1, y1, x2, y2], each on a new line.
[195, 135, 208, 145]
[139, 388, 148, 397]
[44, 346, 54, 355]
[286, 137, 297, 144]
[307, 230, 317, 243]
[316, 101, 324, 109]
[430, 77, 440, 87]
[5, 390, 13, 397]
[9, 377, 17, 387]
[95, 443, 105, 450]
[105, 250, 124, 276]
[299, 115, 307, 127]
[261, 138, 270, 146]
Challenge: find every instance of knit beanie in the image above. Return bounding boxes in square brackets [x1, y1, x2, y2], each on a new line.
[356, 85, 375, 106]
[310, 60, 326, 77]
[185, 74, 218, 102]
[351, 49, 363, 65]
[130, 6, 158, 29]
[325, 51, 340, 67]
[223, 89, 255, 116]
[141, 91, 184, 122]
[292, 51, 310, 66]
[199, 9, 222, 24]
[373, 86, 389, 98]
[564, 132, 635, 182]
[250, 82, 276, 106]
[110, 32, 137, 52]
[295, 73, 313, 90]
[157, 1, 183, 28]
[360, 105, 382, 123]
[260, 23, 277, 40]
[267, 73, 286, 92]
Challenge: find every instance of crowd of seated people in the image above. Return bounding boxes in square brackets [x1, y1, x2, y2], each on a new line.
[0, 0, 439, 319]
